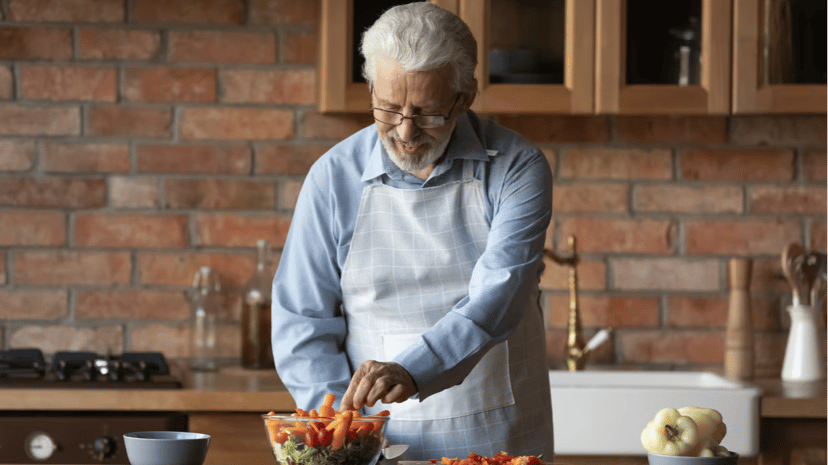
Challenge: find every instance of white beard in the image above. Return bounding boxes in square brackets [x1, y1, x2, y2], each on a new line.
[380, 123, 454, 175]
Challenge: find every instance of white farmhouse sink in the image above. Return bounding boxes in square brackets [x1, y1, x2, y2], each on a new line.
[548, 370, 762, 457]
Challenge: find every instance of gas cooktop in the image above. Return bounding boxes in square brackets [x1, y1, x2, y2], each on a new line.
[0, 348, 181, 388]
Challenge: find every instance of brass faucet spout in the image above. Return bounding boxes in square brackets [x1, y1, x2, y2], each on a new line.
[545, 236, 610, 371]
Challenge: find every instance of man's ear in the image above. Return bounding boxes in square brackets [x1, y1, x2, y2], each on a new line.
[459, 86, 477, 113]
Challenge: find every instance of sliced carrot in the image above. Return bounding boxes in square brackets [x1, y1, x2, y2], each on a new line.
[330, 410, 353, 450]
[322, 393, 336, 409]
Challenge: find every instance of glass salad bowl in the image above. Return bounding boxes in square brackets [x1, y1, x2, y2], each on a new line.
[262, 412, 388, 465]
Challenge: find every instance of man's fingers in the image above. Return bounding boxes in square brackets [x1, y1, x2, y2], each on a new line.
[382, 383, 407, 404]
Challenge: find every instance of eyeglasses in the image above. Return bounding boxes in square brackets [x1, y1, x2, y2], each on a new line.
[371, 93, 461, 129]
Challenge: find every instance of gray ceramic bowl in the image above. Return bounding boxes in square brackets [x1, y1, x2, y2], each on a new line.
[647, 452, 739, 465]
[123, 431, 210, 465]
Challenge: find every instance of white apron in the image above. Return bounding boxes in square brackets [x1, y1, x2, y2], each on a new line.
[340, 159, 553, 462]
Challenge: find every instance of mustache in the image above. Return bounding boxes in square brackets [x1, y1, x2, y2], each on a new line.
[385, 129, 435, 148]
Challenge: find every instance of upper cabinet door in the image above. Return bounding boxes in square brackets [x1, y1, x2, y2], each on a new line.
[595, 0, 732, 114]
[732, 0, 826, 114]
[461, 0, 595, 113]
[318, 0, 459, 113]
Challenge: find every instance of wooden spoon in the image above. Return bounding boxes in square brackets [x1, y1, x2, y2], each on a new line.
[781, 243, 805, 305]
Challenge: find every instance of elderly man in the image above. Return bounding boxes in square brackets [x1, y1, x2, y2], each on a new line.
[272, 2, 554, 461]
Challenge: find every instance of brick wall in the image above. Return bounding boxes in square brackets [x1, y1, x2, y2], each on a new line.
[0, 0, 825, 378]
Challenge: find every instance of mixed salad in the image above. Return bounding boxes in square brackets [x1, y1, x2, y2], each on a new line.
[263, 393, 389, 465]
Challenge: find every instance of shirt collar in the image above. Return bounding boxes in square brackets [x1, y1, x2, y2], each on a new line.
[361, 111, 489, 183]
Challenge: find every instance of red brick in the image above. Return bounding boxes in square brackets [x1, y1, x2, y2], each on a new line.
[280, 180, 303, 210]
[76, 290, 189, 320]
[74, 213, 189, 248]
[612, 258, 720, 291]
[249, 0, 319, 25]
[179, 108, 293, 140]
[14, 251, 131, 285]
[0, 211, 66, 246]
[666, 295, 727, 329]
[8, 0, 124, 22]
[137, 144, 250, 174]
[255, 144, 327, 175]
[194, 213, 292, 247]
[681, 149, 795, 181]
[134, 0, 245, 24]
[223, 69, 315, 105]
[0, 289, 67, 319]
[811, 221, 826, 250]
[754, 332, 787, 378]
[169, 31, 276, 64]
[620, 330, 724, 364]
[0, 104, 80, 136]
[540, 258, 605, 291]
[551, 183, 628, 213]
[0, 66, 11, 99]
[164, 179, 276, 210]
[686, 220, 802, 255]
[44, 142, 130, 173]
[109, 177, 160, 208]
[547, 294, 659, 328]
[498, 115, 611, 143]
[88, 106, 172, 138]
[731, 115, 827, 146]
[0, 177, 105, 207]
[130, 324, 238, 358]
[10, 326, 124, 355]
[635, 184, 743, 214]
[559, 218, 676, 254]
[137, 251, 257, 287]
[0, 139, 36, 171]
[803, 150, 827, 182]
[79, 28, 161, 60]
[751, 257, 792, 294]
[0, 27, 72, 60]
[284, 31, 317, 64]
[20, 66, 117, 102]
[125, 67, 216, 103]
[617, 116, 728, 144]
[560, 148, 672, 179]
[750, 185, 826, 215]
[302, 113, 374, 140]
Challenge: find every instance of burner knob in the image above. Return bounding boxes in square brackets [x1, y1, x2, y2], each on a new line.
[91, 436, 117, 461]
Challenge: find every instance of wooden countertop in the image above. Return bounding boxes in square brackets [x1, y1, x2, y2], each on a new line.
[0, 365, 296, 413]
[1, 365, 824, 419]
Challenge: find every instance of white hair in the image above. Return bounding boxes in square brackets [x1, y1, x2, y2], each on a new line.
[360, 2, 478, 96]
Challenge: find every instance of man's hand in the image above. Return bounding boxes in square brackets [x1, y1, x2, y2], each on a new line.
[340, 360, 418, 410]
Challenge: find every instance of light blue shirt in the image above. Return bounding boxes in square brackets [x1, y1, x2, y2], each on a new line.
[271, 110, 553, 411]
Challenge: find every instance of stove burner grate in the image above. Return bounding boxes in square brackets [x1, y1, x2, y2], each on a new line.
[0, 349, 181, 388]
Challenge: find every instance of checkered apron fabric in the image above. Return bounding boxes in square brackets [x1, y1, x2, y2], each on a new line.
[340, 162, 553, 462]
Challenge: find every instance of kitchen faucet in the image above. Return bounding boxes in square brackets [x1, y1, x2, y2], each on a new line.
[544, 235, 613, 371]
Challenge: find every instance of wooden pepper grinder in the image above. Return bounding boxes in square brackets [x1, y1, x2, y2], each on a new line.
[725, 257, 754, 380]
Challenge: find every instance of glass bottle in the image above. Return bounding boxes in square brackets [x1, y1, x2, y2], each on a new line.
[241, 240, 275, 369]
[187, 266, 221, 371]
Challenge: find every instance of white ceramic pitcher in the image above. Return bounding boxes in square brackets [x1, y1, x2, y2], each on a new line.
[781, 304, 826, 382]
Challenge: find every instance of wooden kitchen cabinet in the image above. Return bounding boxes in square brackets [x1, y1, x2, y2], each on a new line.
[732, 0, 827, 113]
[595, 0, 732, 114]
[190, 412, 280, 465]
[319, 0, 825, 114]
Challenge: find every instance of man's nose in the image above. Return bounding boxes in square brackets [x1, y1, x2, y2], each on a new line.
[396, 117, 420, 143]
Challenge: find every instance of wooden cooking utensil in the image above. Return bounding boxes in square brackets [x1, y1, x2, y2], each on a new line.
[781, 243, 805, 305]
